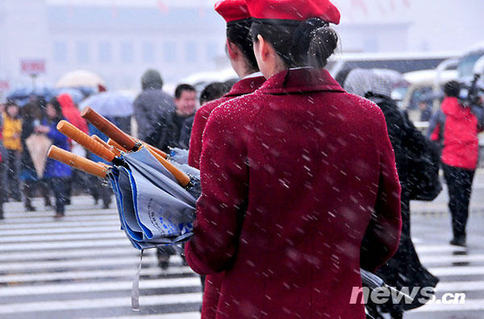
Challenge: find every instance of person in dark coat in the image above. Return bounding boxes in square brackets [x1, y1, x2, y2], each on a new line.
[133, 69, 175, 141]
[145, 84, 197, 152]
[428, 80, 484, 246]
[35, 99, 72, 218]
[345, 68, 439, 319]
[187, 2, 265, 317]
[185, 1, 402, 318]
[20, 100, 51, 211]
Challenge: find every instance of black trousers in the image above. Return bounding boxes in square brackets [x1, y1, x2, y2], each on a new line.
[49, 177, 69, 214]
[6, 149, 21, 199]
[442, 163, 475, 238]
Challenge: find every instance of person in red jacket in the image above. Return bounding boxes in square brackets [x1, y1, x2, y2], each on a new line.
[185, 0, 402, 318]
[428, 80, 483, 246]
[188, 1, 265, 317]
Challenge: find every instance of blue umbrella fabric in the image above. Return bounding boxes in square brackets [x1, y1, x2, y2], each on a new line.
[80, 92, 134, 117]
[6, 87, 57, 106]
[109, 147, 198, 250]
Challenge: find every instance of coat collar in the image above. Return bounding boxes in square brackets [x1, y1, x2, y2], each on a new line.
[225, 75, 266, 97]
[258, 68, 344, 95]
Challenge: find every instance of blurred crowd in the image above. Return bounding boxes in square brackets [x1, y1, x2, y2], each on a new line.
[0, 69, 235, 220]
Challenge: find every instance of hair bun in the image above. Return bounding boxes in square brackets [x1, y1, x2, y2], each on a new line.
[290, 18, 337, 68]
[307, 24, 338, 68]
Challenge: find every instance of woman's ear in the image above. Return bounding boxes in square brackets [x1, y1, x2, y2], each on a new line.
[226, 40, 238, 60]
[257, 34, 270, 62]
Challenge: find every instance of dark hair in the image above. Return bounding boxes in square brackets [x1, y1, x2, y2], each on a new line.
[444, 80, 460, 98]
[47, 97, 64, 122]
[227, 19, 259, 72]
[5, 101, 19, 111]
[250, 17, 338, 69]
[174, 84, 196, 99]
[199, 82, 228, 105]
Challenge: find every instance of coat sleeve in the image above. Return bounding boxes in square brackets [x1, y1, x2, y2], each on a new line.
[133, 96, 149, 140]
[188, 107, 210, 169]
[361, 110, 402, 272]
[47, 125, 68, 145]
[185, 106, 248, 275]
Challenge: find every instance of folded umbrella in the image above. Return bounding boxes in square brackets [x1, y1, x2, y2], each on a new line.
[55, 120, 199, 249]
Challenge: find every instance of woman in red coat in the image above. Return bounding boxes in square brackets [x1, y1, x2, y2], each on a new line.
[188, 1, 265, 317]
[185, 0, 402, 318]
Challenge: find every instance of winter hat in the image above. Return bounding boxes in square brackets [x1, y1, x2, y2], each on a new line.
[215, 0, 251, 24]
[246, 0, 340, 25]
[141, 69, 163, 90]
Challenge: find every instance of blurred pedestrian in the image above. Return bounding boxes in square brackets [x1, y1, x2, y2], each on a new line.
[428, 80, 484, 246]
[35, 98, 72, 218]
[87, 122, 113, 209]
[185, 0, 402, 318]
[198, 82, 228, 107]
[0, 102, 8, 207]
[418, 101, 433, 121]
[345, 68, 439, 319]
[2, 101, 22, 201]
[20, 100, 49, 211]
[146, 84, 197, 151]
[133, 69, 175, 141]
[0, 104, 6, 219]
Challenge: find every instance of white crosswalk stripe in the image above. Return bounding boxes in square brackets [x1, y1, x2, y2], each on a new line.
[0, 200, 202, 318]
[409, 236, 484, 315]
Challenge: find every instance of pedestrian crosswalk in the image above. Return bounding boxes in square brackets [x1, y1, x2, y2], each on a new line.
[0, 197, 202, 319]
[0, 197, 483, 318]
[407, 215, 484, 318]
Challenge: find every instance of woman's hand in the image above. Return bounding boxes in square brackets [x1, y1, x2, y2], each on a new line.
[35, 125, 50, 134]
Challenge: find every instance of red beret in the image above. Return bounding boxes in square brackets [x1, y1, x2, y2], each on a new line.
[246, 0, 340, 25]
[215, 0, 251, 23]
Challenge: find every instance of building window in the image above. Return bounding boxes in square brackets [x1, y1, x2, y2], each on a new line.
[120, 42, 134, 63]
[163, 41, 177, 63]
[53, 41, 67, 63]
[185, 41, 198, 63]
[76, 41, 89, 64]
[142, 42, 155, 63]
[98, 41, 112, 63]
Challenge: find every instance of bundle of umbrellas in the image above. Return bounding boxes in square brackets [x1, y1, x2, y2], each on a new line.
[49, 107, 200, 249]
[48, 109, 413, 309]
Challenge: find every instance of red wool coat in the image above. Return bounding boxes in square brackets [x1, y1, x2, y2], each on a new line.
[185, 68, 401, 319]
[189, 75, 266, 169]
[188, 75, 266, 319]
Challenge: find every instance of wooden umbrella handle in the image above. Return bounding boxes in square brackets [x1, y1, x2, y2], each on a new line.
[92, 135, 111, 149]
[147, 148, 191, 187]
[107, 138, 128, 153]
[81, 107, 138, 151]
[143, 143, 168, 159]
[57, 120, 116, 162]
[48, 146, 108, 178]
[93, 135, 120, 156]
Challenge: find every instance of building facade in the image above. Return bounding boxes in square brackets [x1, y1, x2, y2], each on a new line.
[0, 0, 482, 96]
